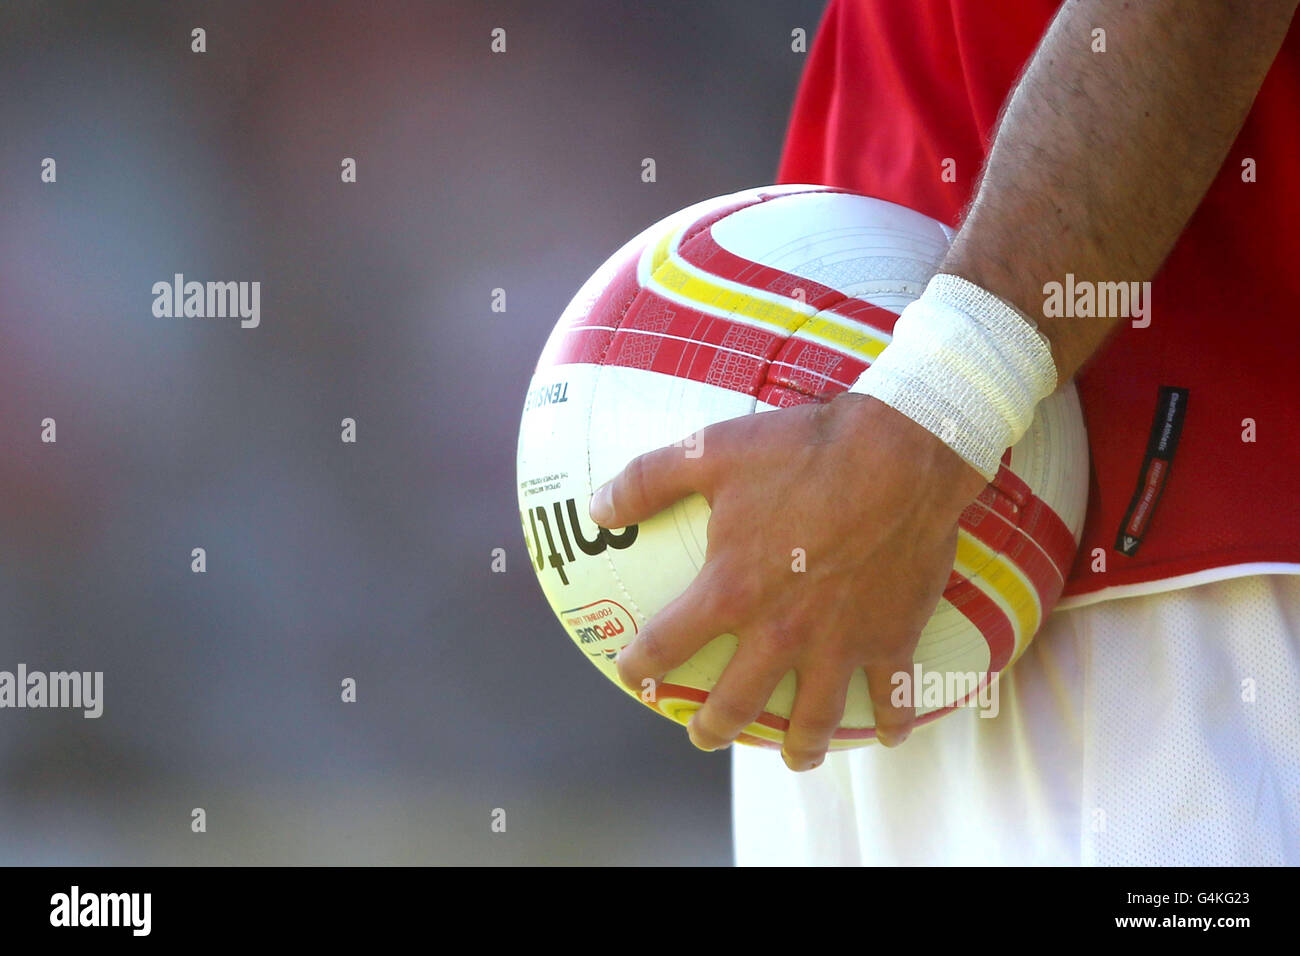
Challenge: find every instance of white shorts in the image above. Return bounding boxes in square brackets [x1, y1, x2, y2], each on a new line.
[732, 574, 1300, 866]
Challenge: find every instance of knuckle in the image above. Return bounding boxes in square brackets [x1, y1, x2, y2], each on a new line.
[614, 650, 640, 687]
[865, 645, 915, 673]
[695, 571, 735, 622]
[634, 628, 671, 673]
[756, 622, 804, 660]
[817, 634, 860, 669]
[795, 707, 842, 739]
[619, 453, 651, 514]
[708, 566, 755, 616]
[702, 691, 759, 732]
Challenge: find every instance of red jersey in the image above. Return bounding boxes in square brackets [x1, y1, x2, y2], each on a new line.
[780, 0, 1300, 604]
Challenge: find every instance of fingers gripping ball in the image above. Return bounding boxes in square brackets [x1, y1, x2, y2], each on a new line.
[516, 185, 1088, 750]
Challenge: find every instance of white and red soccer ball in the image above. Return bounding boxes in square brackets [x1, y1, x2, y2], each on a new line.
[517, 185, 1088, 749]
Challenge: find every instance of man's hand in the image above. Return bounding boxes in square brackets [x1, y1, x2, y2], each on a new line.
[588, 393, 989, 770]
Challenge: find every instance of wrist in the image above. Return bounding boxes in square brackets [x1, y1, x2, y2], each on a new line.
[836, 393, 991, 517]
[846, 273, 1058, 480]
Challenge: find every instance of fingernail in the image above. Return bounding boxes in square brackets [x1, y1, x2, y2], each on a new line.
[877, 728, 910, 748]
[588, 481, 614, 526]
[687, 723, 729, 752]
[783, 749, 823, 772]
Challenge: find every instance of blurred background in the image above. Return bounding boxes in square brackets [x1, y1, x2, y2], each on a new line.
[0, 0, 825, 864]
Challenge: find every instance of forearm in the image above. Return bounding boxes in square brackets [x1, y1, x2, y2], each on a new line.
[942, 0, 1297, 382]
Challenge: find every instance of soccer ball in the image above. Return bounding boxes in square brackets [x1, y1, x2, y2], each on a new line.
[517, 185, 1088, 749]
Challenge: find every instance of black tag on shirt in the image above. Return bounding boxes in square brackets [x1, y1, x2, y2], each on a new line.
[1115, 386, 1188, 557]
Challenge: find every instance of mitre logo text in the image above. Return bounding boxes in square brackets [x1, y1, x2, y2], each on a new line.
[0, 664, 103, 718]
[523, 497, 638, 586]
[152, 273, 260, 328]
[50, 886, 151, 937]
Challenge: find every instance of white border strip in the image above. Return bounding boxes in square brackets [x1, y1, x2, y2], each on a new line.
[1056, 561, 1300, 610]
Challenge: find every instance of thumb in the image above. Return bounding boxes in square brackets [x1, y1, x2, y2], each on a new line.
[589, 441, 707, 528]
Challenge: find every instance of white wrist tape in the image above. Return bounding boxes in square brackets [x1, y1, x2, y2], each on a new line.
[847, 274, 1057, 481]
